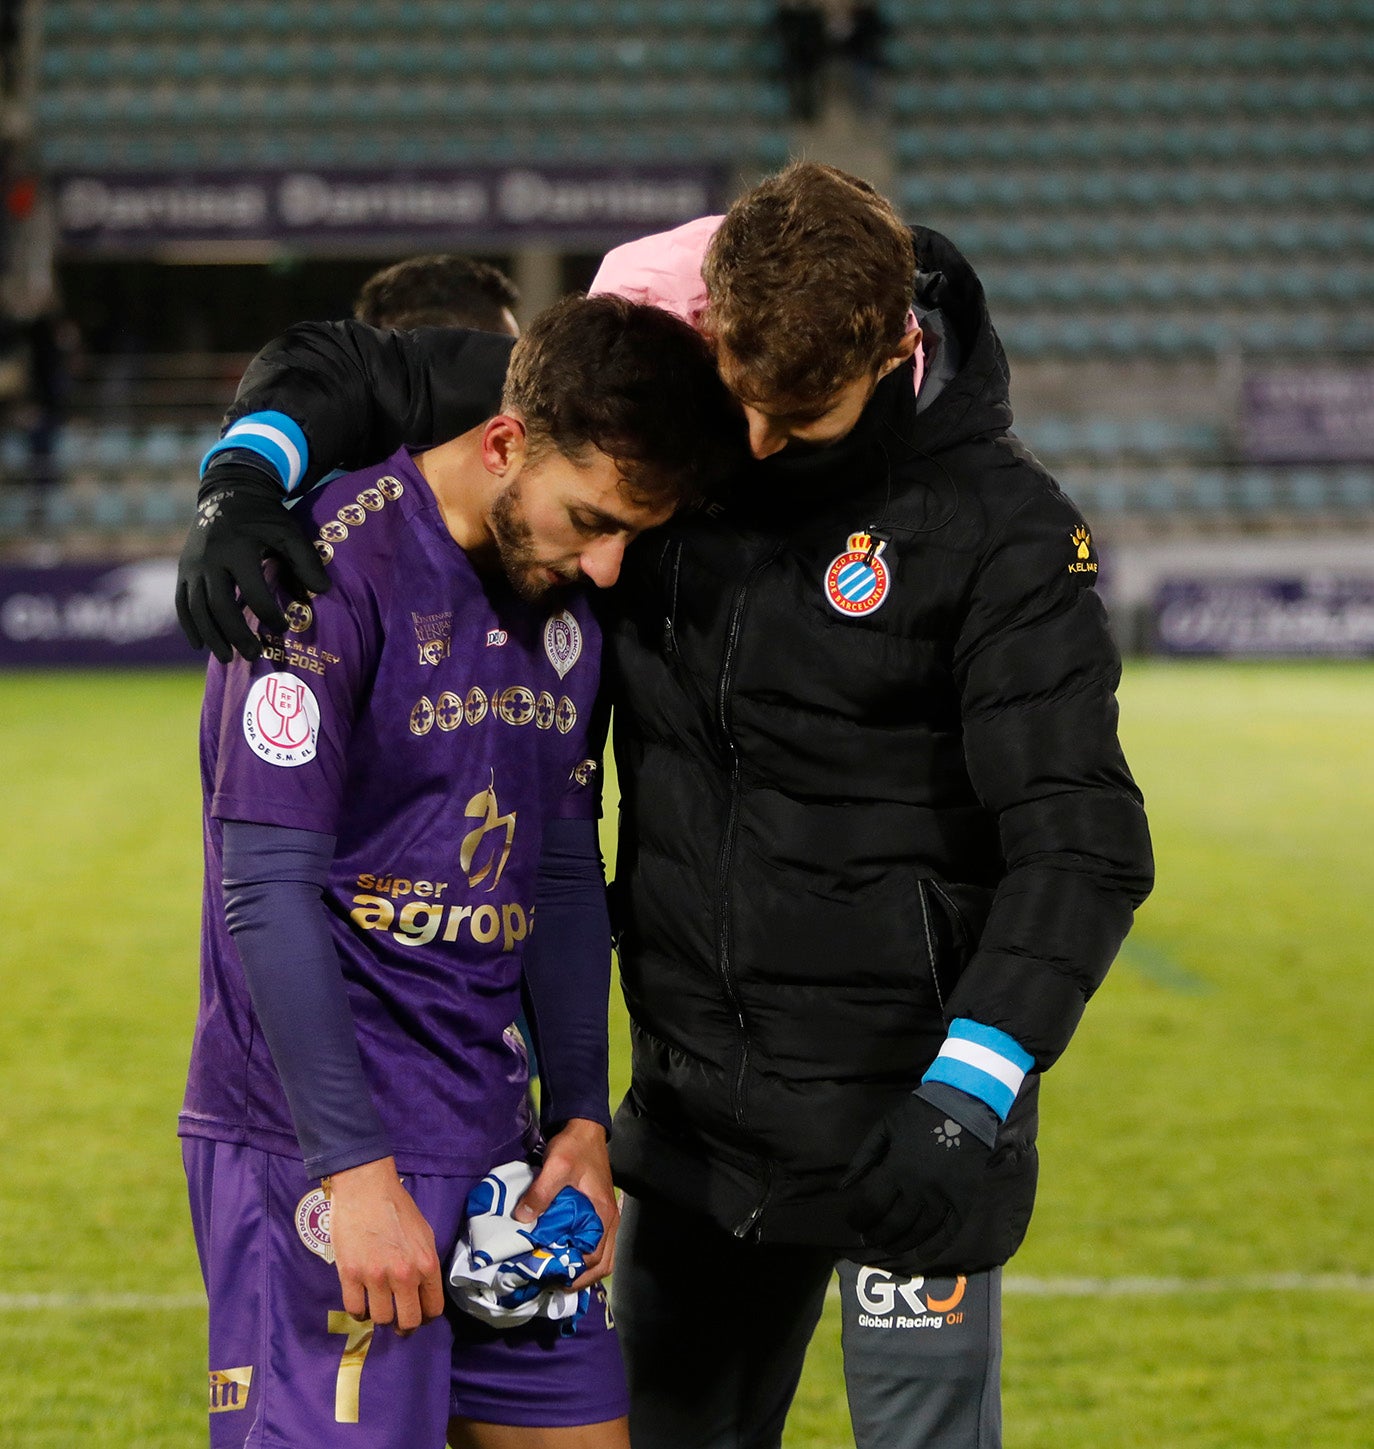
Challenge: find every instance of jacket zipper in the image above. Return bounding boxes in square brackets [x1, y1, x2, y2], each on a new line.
[732, 1159, 776, 1240]
[661, 537, 683, 656]
[715, 544, 781, 1128]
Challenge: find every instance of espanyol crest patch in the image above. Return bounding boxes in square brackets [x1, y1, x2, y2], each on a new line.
[544, 610, 582, 679]
[824, 531, 891, 616]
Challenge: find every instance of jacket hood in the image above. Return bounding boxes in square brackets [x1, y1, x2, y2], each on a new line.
[747, 225, 1014, 504]
[901, 223, 1014, 450]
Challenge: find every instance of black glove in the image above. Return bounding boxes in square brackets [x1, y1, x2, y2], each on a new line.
[841, 1087, 1037, 1276]
[175, 460, 331, 663]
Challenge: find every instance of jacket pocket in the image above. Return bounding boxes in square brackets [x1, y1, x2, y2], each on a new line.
[915, 879, 949, 1023]
[918, 878, 983, 1023]
[922, 878, 995, 994]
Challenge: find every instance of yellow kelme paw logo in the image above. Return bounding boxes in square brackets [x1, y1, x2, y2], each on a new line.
[1071, 526, 1091, 560]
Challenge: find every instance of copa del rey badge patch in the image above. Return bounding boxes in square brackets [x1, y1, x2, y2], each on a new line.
[242, 673, 320, 767]
[824, 531, 891, 616]
[544, 609, 582, 679]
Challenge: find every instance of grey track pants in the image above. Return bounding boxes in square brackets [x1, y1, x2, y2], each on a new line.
[612, 1193, 1003, 1449]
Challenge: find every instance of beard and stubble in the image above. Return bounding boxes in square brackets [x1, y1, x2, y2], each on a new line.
[488, 477, 580, 603]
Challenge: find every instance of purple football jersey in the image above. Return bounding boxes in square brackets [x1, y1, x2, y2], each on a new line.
[181, 450, 603, 1176]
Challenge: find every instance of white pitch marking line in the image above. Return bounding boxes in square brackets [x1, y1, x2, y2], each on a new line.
[5, 1276, 1374, 1312]
[0, 1292, 206, 1311]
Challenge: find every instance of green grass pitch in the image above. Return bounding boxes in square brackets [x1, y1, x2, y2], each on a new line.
[1, 662, 1371, 1446]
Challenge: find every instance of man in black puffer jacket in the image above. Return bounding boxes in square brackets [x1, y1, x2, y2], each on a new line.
[176, 164, 1153, 1449]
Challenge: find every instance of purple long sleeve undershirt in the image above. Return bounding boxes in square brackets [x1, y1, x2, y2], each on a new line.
[520, 819, 613, 1138]
[221, 815, 612, 1181]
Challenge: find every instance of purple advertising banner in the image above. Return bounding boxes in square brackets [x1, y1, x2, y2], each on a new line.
[1154, 576, 1374, 657]
[54, 166, 725, 252]
[0, 559, 201, 666]
[1241, 368, 1374, 463]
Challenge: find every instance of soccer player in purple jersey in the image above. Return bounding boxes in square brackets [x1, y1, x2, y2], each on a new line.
[181, 294, 742, 1449]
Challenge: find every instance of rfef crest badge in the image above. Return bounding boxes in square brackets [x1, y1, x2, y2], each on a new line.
[824, 532, 891, 616]
[242, 673, 320, 768]
[544, 610, 582, 679]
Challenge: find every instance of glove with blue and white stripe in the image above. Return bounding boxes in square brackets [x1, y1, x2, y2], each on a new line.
[176, 428, 330, 663]
[842, 1019, 1039, 1275]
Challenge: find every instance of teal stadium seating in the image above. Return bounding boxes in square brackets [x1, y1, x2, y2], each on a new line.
[23, 0, 1374, 536]
[37, 0, 784, 171]
[887, 0, 1372, 362]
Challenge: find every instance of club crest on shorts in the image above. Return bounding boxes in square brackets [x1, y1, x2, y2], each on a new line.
[824, 532, 891, 616]
[295, 1188, 335, 1263]
[544, 610, 582, 679]
[242, 673, 320, 767]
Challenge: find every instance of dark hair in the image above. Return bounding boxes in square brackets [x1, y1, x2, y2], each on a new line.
[702, 161, 915, 406]
[354, 254, 520, 333]
[501, 294, 746, 509]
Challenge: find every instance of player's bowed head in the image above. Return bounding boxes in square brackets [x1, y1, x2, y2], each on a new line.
[421, 294, 750, 602]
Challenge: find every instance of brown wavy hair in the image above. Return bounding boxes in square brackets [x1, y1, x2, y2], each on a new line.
[702, 162, 916, 407]
[502, 293, 746, 508]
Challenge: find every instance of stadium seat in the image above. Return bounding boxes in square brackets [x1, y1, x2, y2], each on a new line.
[33, 0, 1372, 399]
[1334, 472, 1374, 511]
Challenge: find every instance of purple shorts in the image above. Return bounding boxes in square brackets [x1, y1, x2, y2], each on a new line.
[183, 1138, 627, 1448]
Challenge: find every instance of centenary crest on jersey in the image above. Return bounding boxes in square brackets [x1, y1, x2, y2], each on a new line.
[294, 1188, 335, 1263]
[544, 610, 582, 679]
[824, 531, 891, 616]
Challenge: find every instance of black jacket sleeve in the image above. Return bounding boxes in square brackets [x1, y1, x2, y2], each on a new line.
[950, 482, 1155, 1069]
[223, 322, 516, 488]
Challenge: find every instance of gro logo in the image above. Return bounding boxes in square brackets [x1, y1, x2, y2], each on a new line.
[855, 1267, 967, 1316]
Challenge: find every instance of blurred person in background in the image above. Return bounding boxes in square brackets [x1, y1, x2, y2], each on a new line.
[0, 279, 78, 496]
[175, 161, 1153, 1449]
[770, 2, 828, 121]
[0, 0, 22, 96]
[827, 1, 893, 116]
[181, 294, 743, 1449]
[19, 303, 77, 488]
[355, 254, 521, 337]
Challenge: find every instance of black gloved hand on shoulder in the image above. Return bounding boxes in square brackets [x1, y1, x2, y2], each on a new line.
[176, 455, 331, 664]
[841, 1084, 1037, 1276]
